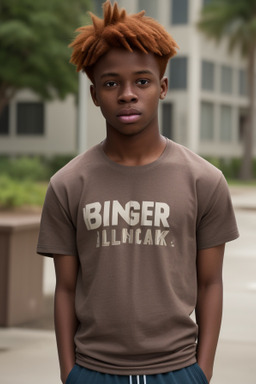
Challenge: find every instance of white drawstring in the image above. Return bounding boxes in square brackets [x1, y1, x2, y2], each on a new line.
[129, 374, 147, 384]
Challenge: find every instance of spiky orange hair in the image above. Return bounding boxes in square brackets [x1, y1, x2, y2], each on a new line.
[69, 0, 179, 82]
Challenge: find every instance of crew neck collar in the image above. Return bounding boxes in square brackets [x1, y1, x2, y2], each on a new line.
[97, 137, 171, 173]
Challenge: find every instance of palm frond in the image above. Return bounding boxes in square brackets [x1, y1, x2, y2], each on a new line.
[197, 0, 256, 54]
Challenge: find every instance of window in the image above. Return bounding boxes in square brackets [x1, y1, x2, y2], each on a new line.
[0, 105, 9, 135]
[239, 69, 248, 96]
[169, 57, 188, 90]
[200, 102, 214, 141]
[17, 102, 44, 135]
[220, 105, 232, 142]
[138, 0, 157, 18]
[202, 61, 215, 91]
[221, 65, 233, 94]
[162, 103, 173, 139]
[171, 0, 188, 25]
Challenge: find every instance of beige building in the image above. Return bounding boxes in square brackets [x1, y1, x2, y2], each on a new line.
[0, 89, 77, 156]
[1, 0, 255, 158]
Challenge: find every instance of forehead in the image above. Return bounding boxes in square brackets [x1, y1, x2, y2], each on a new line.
[92, 49, 161, 80]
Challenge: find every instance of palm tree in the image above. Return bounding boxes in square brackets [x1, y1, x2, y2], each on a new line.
[198, 0, 256, 180]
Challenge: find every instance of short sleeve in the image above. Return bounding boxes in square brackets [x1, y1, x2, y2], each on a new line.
[196, 174, 239, 250]
[37, 182, 77, 257]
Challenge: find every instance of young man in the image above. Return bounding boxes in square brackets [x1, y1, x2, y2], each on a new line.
[37, 2, 239, 383]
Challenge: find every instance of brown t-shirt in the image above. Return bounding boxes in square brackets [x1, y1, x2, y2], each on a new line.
[37, 139, 239, 375]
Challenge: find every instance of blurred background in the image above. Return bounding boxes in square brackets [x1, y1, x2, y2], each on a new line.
[0, 0, 255, 383]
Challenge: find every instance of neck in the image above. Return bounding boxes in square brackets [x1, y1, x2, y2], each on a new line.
[102, 129, 166, 166]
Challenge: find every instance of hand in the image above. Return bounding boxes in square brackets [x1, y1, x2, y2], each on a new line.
[198, 364, 212, 384]
[61, 366, 74, 384]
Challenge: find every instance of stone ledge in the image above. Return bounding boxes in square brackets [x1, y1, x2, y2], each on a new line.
[0, 213, 41, 232]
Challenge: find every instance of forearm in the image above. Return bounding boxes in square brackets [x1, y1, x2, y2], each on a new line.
[196, 280, 223, 383]
[54, 286, 78, 383]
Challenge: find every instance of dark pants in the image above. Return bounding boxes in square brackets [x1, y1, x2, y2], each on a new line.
[66, 363, 208, 384]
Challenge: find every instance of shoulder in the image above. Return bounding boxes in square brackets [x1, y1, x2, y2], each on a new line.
[50, 144, 102, 189]
[169, 140, 223, 183]
[170, 141, 220, 173]
[167, 141, 231, 213]
[46, 144, 104, 209]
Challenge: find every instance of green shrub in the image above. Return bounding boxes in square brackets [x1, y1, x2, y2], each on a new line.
[204, 157, 256, 179]
[0, 175, 47, 209]
[0, 156, 48, 181]
[0, 154, 75, 182]
[0, 154, 76, 209]
[46, 154, 75, 177]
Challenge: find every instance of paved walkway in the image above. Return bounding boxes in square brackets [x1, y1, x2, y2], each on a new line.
[0, 186, 255, 383]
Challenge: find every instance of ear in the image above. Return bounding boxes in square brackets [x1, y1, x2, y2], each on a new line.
[90, 84, 100, 106]
[159, 77, 168, 100]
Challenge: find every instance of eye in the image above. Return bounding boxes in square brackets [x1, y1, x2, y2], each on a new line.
[105, 81, 118, 87]
[136, 79, 150, 86]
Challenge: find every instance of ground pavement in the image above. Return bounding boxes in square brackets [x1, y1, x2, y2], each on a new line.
[0, 186, 255, 384]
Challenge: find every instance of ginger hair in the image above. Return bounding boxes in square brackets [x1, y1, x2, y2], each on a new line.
[69, 0, 179, 82]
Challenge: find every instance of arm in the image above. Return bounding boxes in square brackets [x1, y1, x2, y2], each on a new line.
[195, 244, 225, 383]
[53, 254, 79, 384]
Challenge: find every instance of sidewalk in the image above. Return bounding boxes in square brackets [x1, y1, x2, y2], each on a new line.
[0, 186, 255, 384]
[0, 328, 59, 383]
[229, 185, 256, 210]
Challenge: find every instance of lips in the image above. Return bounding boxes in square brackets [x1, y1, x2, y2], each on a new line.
[117, 109, 141, 123]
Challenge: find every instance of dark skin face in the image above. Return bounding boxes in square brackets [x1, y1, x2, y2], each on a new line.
[90, 49, 168, 165]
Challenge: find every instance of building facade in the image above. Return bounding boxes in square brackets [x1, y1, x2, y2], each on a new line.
[159, 0, 251, 158]
[1, 0, 255, 158]
[0, 90, 77, 156]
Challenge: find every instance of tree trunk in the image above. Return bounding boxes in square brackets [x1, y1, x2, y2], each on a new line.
[0, 83, 16, 116]
[240, 47, 255, 180]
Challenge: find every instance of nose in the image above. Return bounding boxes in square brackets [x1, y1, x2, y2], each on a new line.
[118, 83, 138, 104]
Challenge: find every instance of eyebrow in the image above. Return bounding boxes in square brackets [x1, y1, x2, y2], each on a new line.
[100, 72, 119, 79]
[100, 70, 154, 79]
